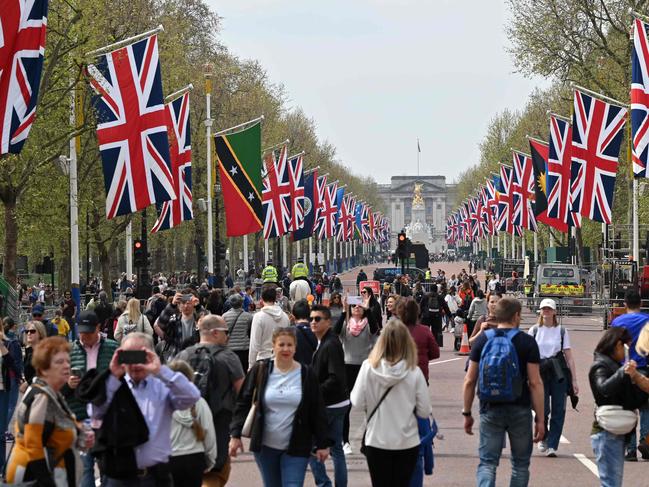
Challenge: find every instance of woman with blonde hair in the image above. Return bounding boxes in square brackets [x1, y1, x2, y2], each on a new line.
[528, 298, 579, 457]
[114, 297, 154, 343]
[21, 320, 47, 392]
[350, 319, 432, 487]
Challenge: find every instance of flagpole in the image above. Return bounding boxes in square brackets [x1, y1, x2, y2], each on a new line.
[85, 25, 164, 57]
[264, 239, 269, 265]
[570, 83, 629, 107]
[126, 222, 133, 277]
[164, 83, 193, 104]
[204, 64, 214, 276]
[533, 232, 538, 262]
[213, 116, 265, 137]
[68, 85, 81, 323]
[417, 138, 420, 177]
[243, 235, 249, 273]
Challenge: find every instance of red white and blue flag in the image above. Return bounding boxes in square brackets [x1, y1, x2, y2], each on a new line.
[632, 17, 649, 178]
[511, 151, 537, 231]
[570, 89, 627, 224]
[87, 34, 176, 219]
[261, 145, 291, 238]
[0, 0, 49, 154]
[484, 179, 499, 234]
[496, 165, 514, 234]
[546, 115, 579, 230]
[151, 92, 193, 233]
[314, 182, 338, 239]
[287, 154, 305, 232]
[336, 193, 354, 242]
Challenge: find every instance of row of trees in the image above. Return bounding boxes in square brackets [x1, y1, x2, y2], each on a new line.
[454, 0, 648, 260]
[0, 0, 383, 292]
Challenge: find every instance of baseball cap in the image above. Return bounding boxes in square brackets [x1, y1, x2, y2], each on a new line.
[538, 298, 557, 310]
[31, 305, 44, 316]
[77, 310, 99, 333]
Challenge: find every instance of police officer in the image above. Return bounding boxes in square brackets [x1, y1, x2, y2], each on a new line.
[425, 268, 432, 281]
[291, 257, 309, 281]
[261, 260, 279, 284]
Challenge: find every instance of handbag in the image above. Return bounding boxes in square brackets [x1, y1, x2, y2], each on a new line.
[595, 405, 638, 435]
[360, 385, 394, 456]
[241, 361, 266, 438]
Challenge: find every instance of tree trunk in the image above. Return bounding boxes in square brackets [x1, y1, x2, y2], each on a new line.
[575, 227, 585, 265]
[3, 197, 18, 286]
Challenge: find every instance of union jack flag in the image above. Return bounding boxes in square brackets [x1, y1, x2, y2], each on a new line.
[632, 17, 649, 178]
[371, 211, 380, 242]
[336, 193, 353, 242]
[479, 186, 494, 236]
[446, 214, 455, 243]
[262, 145, 291, 238]
[312, 174, 327, 226]
[357, 203, 371, 242]
[496, 165, 514, 234]
[87, 34, 176, 219]
[469, 196, 483, 240]
[484, 179, 499, 234]
[570, 89, 627, 224]
[287, 154, 304, 232]
[151, 92, 192, 233]
[314, 182, 338, 239]
[547, 115, 579, 230]
[0, 0, 48, 154]
[511, 151, 537, 231]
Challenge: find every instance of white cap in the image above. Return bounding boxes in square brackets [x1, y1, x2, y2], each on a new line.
[539, 298, 556, 310]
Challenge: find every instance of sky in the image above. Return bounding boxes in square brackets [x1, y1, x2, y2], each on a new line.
[205, 0, 547, 185]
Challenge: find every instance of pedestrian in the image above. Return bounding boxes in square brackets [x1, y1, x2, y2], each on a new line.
[222, 293, 253, 372]
[229, 327, 330, 487]
[52, 309, 71, 339]
[444, 286, 461, 331]
[350, 319, 432, 487]
[21, 320, 47, 392]
[168, 360, 217, 487]
[334, 295, 381, 455]
[419, 289, 445, 347]
[248, 286, 290, 369]
[94, 291, 114, 336]
[60, 290, 77, 327]
[462, 297, 544, 487]
[3, 318, 22, 434]
[31, 304, 58, 337]
[292, 299, 318, 366]
[6, 337, 93, 486]
[115, 297, 154, 343]
[589, 327, 649, 487]
[396, 298, 439, 384]
[528, 298, 579, 457]
[62, 310, 119, 487]
[386, 294, 399, 320]
[177, 314, 245, 486]
[155, 289, 202, 362]
[458, 281, 474, 312]
[357, 268, 368, 286]
[91, 332, 201, 487]
[205, 289, 225, 315]
[469, 291, 502, 346]
[0, 323, 17, 473]
[609, 290, 649, 461]
[308, 304, 350, 487]
[329, 292, 344, 324]
[466, 289, 487, 337]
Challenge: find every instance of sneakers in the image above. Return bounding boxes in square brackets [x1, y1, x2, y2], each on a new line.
[638, 442, 649, 460]
[343, 442, 353, 455]
[537, 441, 547, 452]
[3, 432, 14, 443]
[625, 450, 638, 462]
[545, 448, 557, 457]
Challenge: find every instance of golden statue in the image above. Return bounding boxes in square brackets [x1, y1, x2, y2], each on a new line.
[413, 182, 424, 206]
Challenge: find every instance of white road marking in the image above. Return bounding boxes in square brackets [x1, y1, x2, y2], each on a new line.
[573, 453, 599, 478]
[560, 435, 571, 444]
[429, 357, 464, 365]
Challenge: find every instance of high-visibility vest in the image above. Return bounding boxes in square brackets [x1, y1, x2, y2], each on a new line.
[292, 262, 309, 279]
[262, 265, 278, 283]
[425, 270, 431, 280]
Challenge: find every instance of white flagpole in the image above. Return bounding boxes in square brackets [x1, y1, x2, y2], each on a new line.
[125, 222, 133, 277]
[243, 235, 249, 273]
[308, 237, 313, 269]
[533, 231, 538, 262]
[69, 90, 80, 295]
[85, 25, 164, 57]
[264, 239, 269, 264]
[205, 65, 214, 275]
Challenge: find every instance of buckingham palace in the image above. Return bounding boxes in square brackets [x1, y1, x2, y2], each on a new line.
[377, 176, 457, 252]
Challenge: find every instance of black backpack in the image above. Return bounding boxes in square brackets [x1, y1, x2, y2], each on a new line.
[187, 346, 226, 415]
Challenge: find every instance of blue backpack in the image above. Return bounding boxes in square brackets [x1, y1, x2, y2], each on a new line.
[478, 328, 522, 402]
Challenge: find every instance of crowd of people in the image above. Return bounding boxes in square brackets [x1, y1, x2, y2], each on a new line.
[0, 262, 649, 486]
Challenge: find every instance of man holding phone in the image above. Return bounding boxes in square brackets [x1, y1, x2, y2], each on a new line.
[62, 310, 119, 487]
[155, 289, 202, 361]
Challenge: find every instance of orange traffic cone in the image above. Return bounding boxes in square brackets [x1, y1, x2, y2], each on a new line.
[456, 324, 471, 356]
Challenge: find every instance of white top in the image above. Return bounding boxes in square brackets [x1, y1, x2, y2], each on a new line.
[262, 366, 302, 450]
[528, 325, 571, 359]
[170, 397, 217, 471]
[351, 359, 431, 450]
[445, 294, 461, 313]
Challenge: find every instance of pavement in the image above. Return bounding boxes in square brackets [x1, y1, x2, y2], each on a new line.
[226, 260, 647, 487]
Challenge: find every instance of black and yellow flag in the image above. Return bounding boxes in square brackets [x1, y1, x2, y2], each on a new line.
[215, 122, 263, 236]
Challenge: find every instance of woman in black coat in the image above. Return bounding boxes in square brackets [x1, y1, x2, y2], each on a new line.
[361, 286, 383, 331]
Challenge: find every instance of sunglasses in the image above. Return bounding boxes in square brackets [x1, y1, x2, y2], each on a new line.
[25, 329, 37, 335]
[310, 316, 325, 323]
[361, 291, 368, 295]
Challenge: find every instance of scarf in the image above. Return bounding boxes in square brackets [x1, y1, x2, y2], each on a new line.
[347, 317, 368, 337]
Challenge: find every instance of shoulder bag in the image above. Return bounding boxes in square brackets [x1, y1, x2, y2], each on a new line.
[241, 361, 266, 438]
[360, 385, 394, 456]
[595, 405, 637, 435]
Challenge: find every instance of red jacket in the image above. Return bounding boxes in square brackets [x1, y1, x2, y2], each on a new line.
[407, 324, 440, 382]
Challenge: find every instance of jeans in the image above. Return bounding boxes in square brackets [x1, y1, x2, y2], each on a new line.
[254, 445, 310, 487]
[0, 390, 9, 472]
[309, 405, 348, 487]
[542, 373, 568, 450]
[626, 404, 649, 454]
[477, 405, 532, 487]
[591, 430, 625, 487]
[80, 451, 97, 487]
[7, 376, 19, 426]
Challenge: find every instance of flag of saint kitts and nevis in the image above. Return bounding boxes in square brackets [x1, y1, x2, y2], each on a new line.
[214, 121, 263, 236]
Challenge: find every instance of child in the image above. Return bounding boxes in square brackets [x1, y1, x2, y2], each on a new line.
[52, 309, 70, 340]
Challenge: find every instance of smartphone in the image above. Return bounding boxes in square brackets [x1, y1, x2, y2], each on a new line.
[118, 350, 147, 365]
[181, 294, 193, 302]
[624, 343, 630, 364]
[348, 295, 363, 306]
[70, 367, 83, 378]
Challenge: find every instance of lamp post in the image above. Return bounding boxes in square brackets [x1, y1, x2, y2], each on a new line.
[214, 182, 224, 288]
[204, 62, 214, 278]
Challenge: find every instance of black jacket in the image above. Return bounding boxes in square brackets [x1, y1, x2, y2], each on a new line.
[230, 359, 328, 456]
[311, 328, 348, 405]
[77, 369, 149, 479]
[294, 323, 317, 366]
[589, 352, 648, 410]
[156, 303, 201, 360]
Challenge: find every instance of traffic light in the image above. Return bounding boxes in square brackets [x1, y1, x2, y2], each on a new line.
[133, 239, 147, 267]
[397, 232, 407, 258]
